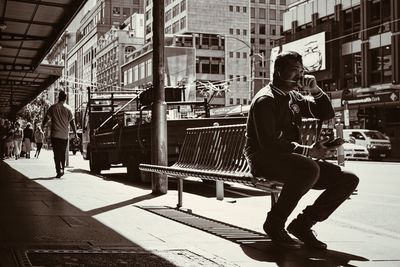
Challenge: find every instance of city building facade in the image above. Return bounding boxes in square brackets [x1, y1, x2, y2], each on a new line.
[96, 25, 144, 91]
[250, 0, 287, 93]
[278, 0, 400, 157]
[143, 0, 251, 106]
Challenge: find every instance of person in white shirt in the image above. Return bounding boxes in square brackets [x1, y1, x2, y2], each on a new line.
[42, 90, 78, 178]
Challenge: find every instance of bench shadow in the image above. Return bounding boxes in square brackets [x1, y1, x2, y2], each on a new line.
[31, 176, 58, 181]
[86, 193, 159, 216]
[241, 242, 369, 267]
[67, 168, 152, 190]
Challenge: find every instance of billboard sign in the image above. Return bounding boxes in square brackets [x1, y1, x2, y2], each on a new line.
[270, 32, 326, 79]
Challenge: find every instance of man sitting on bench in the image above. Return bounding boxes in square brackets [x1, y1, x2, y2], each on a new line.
[244, 51, 359, 250]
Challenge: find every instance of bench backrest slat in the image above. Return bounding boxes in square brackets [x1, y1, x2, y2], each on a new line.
[173, 119, 320, 174]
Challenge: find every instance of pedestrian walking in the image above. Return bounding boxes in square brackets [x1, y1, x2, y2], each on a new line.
[13, 122, 23, 160]
[244, 51, 359, 250]
[34, 126, 44, 158]
[5, 121, 14, 159]
[42, 90, 78, 178]
[23, 122, 34, 159]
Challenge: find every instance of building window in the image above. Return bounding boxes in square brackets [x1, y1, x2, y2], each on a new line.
[229, 75, 234, 81]
[279, 10, 284, 21]
[165, 9, 172, 21]
[146, 10, 151, 21]
[180, 16, 186, 30]
[243, 29, 247, 36]
[180, 0, 186, 12]
[270, 9, 276, 20]
[251, 7, 255, 18]
[243, 76, 247, 82]
[243, 52, 247, 58]
[343, 53, 361, 88]
[236, 52, 240, 58]
[229, 28, 234, 35]
[123, 8, 130, 17]
[280, 0, 285, 5]
[112, 7, 120, 16]
[251, 23, 255, 34]
[243, 6, 247, 13]
[259, 8, 266, 19]
[270, 0, 276, 4]
[173, 4, 180, 17]
[259, 38, 266, 45]
[211, 59, 220, 74]
[259, 24, 266, 34]
[172, 21, 179, 33]
[370, 46, 392, 84]
[236, 98, 241, 104]
[236, 6, 240, 12]
[229, 5, 233, 12]
[230, 98, 234, 105]
[270, 25, 276, 35]
[236, 29, 240, 35]
[229, 51, 234, 58]
[260, 0, 265, 3]
[165, 25, 172, 34]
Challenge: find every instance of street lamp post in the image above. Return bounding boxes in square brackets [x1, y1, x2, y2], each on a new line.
[218, 34, 264, 101]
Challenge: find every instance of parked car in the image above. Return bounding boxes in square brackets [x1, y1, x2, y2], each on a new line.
[342, 142, 369, 160]
[329, 141, 369, 161]
[343, 129, 391, 160]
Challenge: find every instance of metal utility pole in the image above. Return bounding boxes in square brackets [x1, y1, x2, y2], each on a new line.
[151, 0, 168, 194]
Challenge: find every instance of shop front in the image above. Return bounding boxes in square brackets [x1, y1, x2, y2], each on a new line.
[334, 91, 400, 159]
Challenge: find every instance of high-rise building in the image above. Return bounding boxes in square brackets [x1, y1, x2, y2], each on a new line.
[278, 0, 400, 157]
[96, 25, 144, 91]
[50, 0, 144, 114]
[250, 0, 287, 93]
[144, 0, 251, 106]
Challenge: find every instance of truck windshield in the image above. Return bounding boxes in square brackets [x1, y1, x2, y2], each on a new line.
[364, 131, 386, 139]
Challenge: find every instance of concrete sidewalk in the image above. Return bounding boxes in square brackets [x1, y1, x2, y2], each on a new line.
[0, 150, 398, 266]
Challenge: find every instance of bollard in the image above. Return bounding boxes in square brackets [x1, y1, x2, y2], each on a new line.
[213, 122, 224, 200]
[216, 180, 224, 200]
[336, 122, 345, 166]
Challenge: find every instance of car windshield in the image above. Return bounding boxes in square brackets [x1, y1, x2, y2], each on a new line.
[364, 131, 386, 139]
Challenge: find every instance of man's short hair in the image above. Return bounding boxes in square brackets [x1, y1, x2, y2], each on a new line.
[58, 90, 67, 101]
[273, 51, 303, 81]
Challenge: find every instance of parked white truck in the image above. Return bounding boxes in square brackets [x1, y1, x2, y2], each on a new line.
[343, 129, 392, 160]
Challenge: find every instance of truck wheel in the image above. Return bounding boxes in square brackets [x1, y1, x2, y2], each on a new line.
[89, 152, 101, 174]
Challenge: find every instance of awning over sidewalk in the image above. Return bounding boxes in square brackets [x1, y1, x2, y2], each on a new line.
[0, 0, 87, 117]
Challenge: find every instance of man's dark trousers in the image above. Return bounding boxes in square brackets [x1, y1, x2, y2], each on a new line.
[251, 153, 359, 223]
[51, 137, 68, 175]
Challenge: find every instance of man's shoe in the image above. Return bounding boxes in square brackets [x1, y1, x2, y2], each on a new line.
[60, 169, 64, 177]
[263, 221, 302, 249]
[56, 173, 62, 178]
[287, 218, 327, 249]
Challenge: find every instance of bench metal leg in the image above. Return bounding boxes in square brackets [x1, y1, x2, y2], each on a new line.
[216, 180, 224, 200]
[177, 178, 183, 209]
[270, 188, 280, 207]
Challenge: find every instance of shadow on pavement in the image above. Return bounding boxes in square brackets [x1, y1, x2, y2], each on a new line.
[241, 242, 369, 266]
[31, 176, 58, 181]
[67, 168, 152, 190]
[86, 193, 160, 216]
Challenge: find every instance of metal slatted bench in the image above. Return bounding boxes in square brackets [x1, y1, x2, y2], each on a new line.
[139, 119, 320, 208]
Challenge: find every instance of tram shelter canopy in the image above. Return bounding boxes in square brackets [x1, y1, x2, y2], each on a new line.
[0, 0, 87, 118]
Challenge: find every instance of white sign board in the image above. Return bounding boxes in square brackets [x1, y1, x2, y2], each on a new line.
[270, 32, 326, 79]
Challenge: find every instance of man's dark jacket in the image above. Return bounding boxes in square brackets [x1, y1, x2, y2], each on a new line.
[244, 83, 335, 162]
